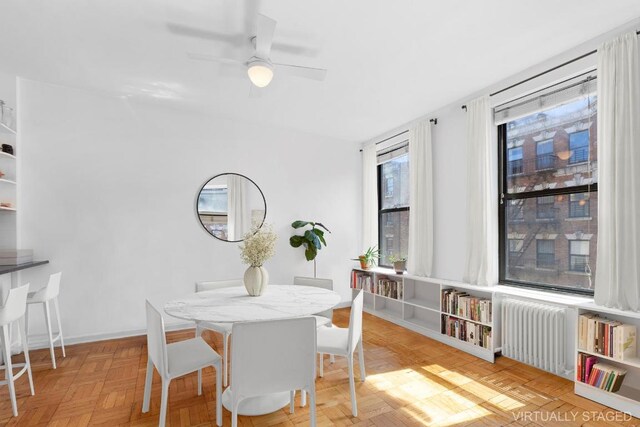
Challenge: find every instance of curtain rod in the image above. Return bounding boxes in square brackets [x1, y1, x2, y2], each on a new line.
[461, 29, 640, 111]
[360, 118, 437, 152]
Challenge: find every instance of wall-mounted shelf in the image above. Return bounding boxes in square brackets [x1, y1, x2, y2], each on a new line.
[0, 122, 16, 135]
[0, 179, 16, 185]
[0, 152, 16, 160]
[0, 206, 16, 212]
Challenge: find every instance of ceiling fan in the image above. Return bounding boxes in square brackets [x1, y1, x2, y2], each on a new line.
[188, 14, 327, 88]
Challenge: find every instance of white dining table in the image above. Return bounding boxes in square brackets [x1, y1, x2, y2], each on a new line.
[164, 284, 340, 416]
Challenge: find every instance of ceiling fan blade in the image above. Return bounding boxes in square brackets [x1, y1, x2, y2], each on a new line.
[187, 53, 246, 67]
[255, 14, 276, 58]
[273, 63, 327, 81]
[166, 23, 245, 47]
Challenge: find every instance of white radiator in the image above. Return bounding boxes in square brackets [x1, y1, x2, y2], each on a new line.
[501, 297, 567, 375]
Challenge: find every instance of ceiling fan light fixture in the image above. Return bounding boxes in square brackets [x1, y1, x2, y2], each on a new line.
[247, 60, 274, 88]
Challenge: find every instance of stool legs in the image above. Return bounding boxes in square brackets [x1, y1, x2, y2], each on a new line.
[44, 301, 56, 369]
[53, 298, 66, 357]
[1, 325, 18, 417]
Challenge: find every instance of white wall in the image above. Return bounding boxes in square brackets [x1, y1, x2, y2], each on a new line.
[17, 79, 360, 343]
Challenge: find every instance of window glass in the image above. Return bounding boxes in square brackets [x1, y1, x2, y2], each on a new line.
[378, 152, 409, 267]
[380, 156, 409, 210]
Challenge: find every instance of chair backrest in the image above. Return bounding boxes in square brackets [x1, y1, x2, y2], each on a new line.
[145, 300, 169, 378]
[293, 276, 334, 320]
[195, 279, 242, 293]
[0, 284, 30, 326]
[348, 290, 364, 352]
[43, 272, 62, 300]
[231, 317, 316, 399]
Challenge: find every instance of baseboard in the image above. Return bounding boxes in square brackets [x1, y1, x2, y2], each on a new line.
[26, 321, 194, 351]
[26, 303, 353, 350]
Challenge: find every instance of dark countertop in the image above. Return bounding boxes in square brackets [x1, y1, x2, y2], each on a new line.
[0, 260, 49, 275]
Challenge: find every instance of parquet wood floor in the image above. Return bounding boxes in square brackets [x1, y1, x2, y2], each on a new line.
[0, 308, 638, 426]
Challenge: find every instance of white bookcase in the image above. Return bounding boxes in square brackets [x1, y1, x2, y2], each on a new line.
[574, 303, 640, 418]
[351, 268, 499, 363]
[0, 120, 17, 250]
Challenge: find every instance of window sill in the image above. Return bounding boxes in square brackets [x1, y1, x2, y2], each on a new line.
[495, 283, 594, 306]
[565, 217, 592, 221]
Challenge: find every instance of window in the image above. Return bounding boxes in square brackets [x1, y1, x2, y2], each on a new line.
[569, 193, 590, 218]
[507, 147, 523, 175]
[536, 139, 554, 170]
[378, 150, 409, 267]
[569, 130, 590, 164]
[536, 240, 555, 268]
[536, 196, 556, 219]
[569, 240, 590, 273]
[498, 75, 597, 294]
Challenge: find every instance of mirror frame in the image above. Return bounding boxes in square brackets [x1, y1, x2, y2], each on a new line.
[195, 172, 267, 243]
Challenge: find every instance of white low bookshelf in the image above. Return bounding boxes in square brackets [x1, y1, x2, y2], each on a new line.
[574, 303, 640, 418]
[350, 267, 499, 363]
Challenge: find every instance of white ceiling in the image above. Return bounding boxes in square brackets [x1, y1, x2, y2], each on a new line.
[1, 0, 639, 142]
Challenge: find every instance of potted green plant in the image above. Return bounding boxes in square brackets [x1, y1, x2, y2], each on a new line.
[289, 220, 331, 278]
[352, 246, 380, 270]
[389, 254, 407, 274]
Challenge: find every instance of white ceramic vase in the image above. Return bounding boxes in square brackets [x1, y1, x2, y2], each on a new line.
[243, 266, 269, 296]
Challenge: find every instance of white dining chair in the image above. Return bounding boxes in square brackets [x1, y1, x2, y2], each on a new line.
[293, 276, 334, 328]
[25, 271, 65, 369]
[294, 276, 335, 407]
[0, 284, 35, 417]
[317, 289, 365, 417]
[230, 317, 317, 427]
[142, 301, 222, 427]
[195, 279, 242, 387]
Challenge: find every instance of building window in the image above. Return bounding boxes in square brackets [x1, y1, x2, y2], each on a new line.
[569, 240, 590, 273]
[536, 240, 555, 269]
[378, 150, 409, 267]
[569, 130, 590, 164]
[498, 80, 597, 294]
[507, 147, 523, 176]
[536, 196, 556, 220]
[569, 193, 590, 218]
[536, 139, 554, 170]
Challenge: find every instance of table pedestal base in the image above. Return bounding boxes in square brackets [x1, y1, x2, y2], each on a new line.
[222, 388, 290, 416]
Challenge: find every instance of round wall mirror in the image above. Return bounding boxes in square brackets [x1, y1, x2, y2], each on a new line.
[196, 173, 267, 242]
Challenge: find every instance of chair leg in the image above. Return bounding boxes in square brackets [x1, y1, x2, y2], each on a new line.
[1, 326, 18, 417]
[309, 383, 317, 427]
[358, 338, 366, 382]
[301, 389, 306, 407]
[197, 369, 202, 396]
[19, 319, 35, 396]
[347, 354, 357, 417]
[142, 359, 154, 413]
[215, 361, 222, 427]
[53, 297, 66, 358]
[289, 390, 295, 413]
[159, 378, 170, 427]
[43, 301, 56, 369]
[232, 398, 239, 427]
[223, 332, 230, 387]
[319, 353, 324, 377]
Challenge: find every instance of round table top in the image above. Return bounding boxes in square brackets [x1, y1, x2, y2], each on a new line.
[164, 284, 341, 323]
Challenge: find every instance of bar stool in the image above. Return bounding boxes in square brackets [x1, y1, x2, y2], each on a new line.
[0, 284, 35, 417]
[25, 272, 65, 369]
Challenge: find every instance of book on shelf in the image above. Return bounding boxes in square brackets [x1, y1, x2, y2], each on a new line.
[350, 271, 402, 300]
[441, 289, 492, 324]
[577, 356, 627, 393]
[441, 314, 492, 349]
[578, 314, 637, 360]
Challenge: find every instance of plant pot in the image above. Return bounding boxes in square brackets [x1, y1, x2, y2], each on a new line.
[393, 260, 406, 274]
[243, 266, 269, 296]
[358, 255, 370, 270]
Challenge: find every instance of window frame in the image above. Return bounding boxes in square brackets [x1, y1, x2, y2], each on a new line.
[498, 124, 597, 295]
[377, 158, 409, 269]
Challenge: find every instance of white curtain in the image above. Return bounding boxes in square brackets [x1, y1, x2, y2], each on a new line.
[594, 32, 640, 311]
[407, 120, 433, 276]
[361, 143, 378, 250]
[227, 175, 248, 241]
[463, 95, 498, 286]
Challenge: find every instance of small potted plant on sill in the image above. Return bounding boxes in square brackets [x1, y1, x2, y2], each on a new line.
[352, 246, 380, 270]
[389, 254, 407, 274]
